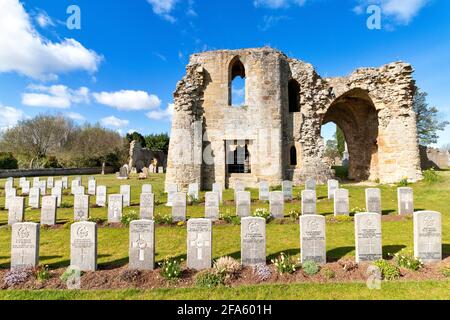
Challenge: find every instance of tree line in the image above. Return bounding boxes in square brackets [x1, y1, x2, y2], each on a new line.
[0, 115, 170, 170]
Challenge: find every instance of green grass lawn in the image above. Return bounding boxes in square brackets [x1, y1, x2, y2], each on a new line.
[0, 171, 449, 300]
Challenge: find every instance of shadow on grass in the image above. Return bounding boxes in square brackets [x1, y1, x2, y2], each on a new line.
[326, 246, 354, 262]
[267, 249, 300, 261]
[382, 210, 396, 216]
[382, 245, 406, 258]
[443, 244, 450, 259]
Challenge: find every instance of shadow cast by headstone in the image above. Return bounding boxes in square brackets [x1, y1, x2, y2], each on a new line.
[382, 245, 406, 259]
[154, 253, 187, 264]
[442, 244, 450, 259]
[46, 259, 70, 269]
[381, 210, 395, 216]
[267, 248, 300, 261]
[98, 256, 128, 270]
[326, 246, 354, 261]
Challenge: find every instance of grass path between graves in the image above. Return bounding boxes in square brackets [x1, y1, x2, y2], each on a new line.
[0, 280, 449, 300]
[0, 171, 449, 299]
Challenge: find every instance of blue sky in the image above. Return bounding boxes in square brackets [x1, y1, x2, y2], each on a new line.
[0, 0, 449, 146]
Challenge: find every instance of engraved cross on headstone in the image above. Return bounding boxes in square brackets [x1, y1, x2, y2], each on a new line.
[190, 233, 210, 260]
[133, 234, 148, 261]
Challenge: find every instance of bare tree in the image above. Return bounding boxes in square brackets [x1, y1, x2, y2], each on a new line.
[0, 115, 74, 168]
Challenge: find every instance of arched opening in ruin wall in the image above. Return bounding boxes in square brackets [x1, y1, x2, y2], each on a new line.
[321, 88, 379, 181]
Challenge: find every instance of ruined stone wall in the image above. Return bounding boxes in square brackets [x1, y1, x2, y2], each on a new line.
[165, 47, 422, 189]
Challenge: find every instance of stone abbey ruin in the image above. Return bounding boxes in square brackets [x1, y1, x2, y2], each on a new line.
[166, 47, 423, 190]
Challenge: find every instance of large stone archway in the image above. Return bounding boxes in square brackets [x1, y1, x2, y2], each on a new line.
[322, 88, 379, 181]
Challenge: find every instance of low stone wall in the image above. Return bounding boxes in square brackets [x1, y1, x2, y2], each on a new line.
[0, 167, 115, 178]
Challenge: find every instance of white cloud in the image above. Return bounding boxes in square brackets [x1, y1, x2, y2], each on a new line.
[0, 104, 27, 131]
[93, 90, 161, 111]
[35, 10, 55, 28]
[147, 0, 178, 22]
[65, 112, 86, 121]
[0, 0, 102, 80]
[146, 103, 174, 121]
[22, 85, 90, 109]
[100, 116, 130, 128]
[355, 0, 430, 24]
[253, 0, 306, 9]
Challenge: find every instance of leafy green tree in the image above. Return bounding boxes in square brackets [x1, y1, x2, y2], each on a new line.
[0, 152, 18, 169]
[414, 89, 449, 145]
[336, 126, 345, 157]
[126, 131, 146, 148]
[145, 133, 170, 154]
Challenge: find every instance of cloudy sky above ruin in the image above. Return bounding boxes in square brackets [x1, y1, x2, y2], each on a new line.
[0, 0, 449, 145]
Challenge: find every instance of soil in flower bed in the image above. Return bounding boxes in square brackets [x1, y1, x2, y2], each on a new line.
[1, 257, 448, 291]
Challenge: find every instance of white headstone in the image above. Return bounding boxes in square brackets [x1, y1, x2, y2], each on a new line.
[140, 193, 154, 220]
[282, 181, 293, 201]
[205, 192, 220, 220]
[269, 191, 284, 219]
[74, 195, 90, 221]
[187, 219, 212, 270]
[366, 188, 382, 214]
[300, 215, 326, 264]
[259, 181, 270, 201]
[70, 221, 97, 271]
[188, 183, 199, 201]
[108, 194, 123, 223]
[51, 186, 63, 207]
[398, 187, 414, 215]
[96, 186, 107, 207]
[41, 196, 57, 226]
[21, 181, 30, 195]
[11, 222, 40, 270]
[334, 189, 349, 216]
[73, 185, 85, 196]
[414, 211, 442, 264]
[212, 182, 223, 204]
[165, 183, 178, 207]
[129, 220, 155, 270]
[71, 180, 81, 195]
[120, 185, 131, 207]
[88, 179, 97, 196]
[38, 180, 47, 196]
[327, 179, 339, 199]
[241, 217, 266, 266]
[62, 177, 68, 189]
[236, 191, 251, 217]
[301, 190, 317, 215]
[47, 177, 54, 189]
[32, 177, 40, 188]
[172, 192, 187, 222]
[28, 187, 41, 209]
[8, 197, 25, 225]
[355, 213, 382, 263]
[305, 178, 316, 191]
[5, 188, 16, 210]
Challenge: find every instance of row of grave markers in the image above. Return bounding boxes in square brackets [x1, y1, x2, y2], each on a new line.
[5, 177, 417, 225]
[9, 210, 442, 272]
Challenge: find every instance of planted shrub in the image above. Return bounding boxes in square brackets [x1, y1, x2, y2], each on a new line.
[398, 178, 409, 187]
[220, 214, 241, 225]
[372, 260, 400, 280]
[321, 267, 336, 279]
[0, 152, 18, 169]
[88, 217, 107, 225]
[36, 265, 51, 281]
[288, 210, 300, 221]
[214, 256, 241, 277]
[302, 260, 320, 276]
[195, 271, 225, 288]
[391, 250, 423, 271]
[440, 266, 450, 277]
[271, 253, 299, 275]
[121, 210, 139, 227]
[252, 208, 271, 221]
[60, 202, 72, 208]
[159, 258, 183, 280]
[154, 214, 173, 225]
[4, 267, 34, 287]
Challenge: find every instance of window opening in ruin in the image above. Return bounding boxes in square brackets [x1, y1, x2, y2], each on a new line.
[290, 146, 297, 166]
[227, 140, 251, 174]
[288, 79, 300, 112]
[229, 58, 246, 107]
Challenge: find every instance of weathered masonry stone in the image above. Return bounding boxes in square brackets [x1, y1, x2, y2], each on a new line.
[165, 48, 422, 190]
[414, 211, 442, 263]
[11, 222, 40, 270]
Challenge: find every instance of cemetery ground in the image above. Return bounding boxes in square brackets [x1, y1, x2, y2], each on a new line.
[0, 172, 449, 300]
